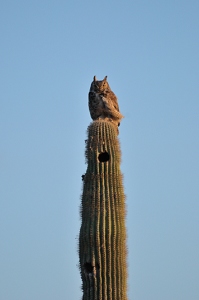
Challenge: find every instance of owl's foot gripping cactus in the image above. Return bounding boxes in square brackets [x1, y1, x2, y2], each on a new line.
[79, 120, 128, 300]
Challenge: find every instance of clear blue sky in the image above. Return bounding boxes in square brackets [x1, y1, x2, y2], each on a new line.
[0, 1, 198, 299]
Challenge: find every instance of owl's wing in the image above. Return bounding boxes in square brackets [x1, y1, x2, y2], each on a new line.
[88, 91, 104, 120]
[88, 91, 96, 120]
[88, 91, 95, 102]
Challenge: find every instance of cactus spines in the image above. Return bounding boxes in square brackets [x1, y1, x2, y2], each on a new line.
[79, 120, 128, 300]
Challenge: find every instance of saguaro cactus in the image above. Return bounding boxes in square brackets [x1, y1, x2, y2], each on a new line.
[79, 120, 127, 300]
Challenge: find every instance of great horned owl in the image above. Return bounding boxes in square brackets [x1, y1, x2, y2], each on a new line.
[88, 76, 124, 129]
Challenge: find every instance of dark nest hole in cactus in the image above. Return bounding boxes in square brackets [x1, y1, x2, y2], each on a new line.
[84, 262, 100, 275]
[98, 151, 110, 162]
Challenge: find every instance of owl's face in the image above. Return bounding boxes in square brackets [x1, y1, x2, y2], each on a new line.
[92, 76, 110, 93]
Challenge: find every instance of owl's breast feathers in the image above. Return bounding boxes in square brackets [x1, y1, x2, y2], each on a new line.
[101, 90, 119, 111]
[101, 91, 123, 121]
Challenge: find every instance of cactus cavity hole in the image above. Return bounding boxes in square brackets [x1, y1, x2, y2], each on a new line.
[84, 262, 93, 274]
[83, 262, 100, 274]
[98, 151, 110, 162]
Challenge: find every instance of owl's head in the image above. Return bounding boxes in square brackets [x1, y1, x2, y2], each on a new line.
[93, 75, 107, 82]
[92, 76, 110, 92]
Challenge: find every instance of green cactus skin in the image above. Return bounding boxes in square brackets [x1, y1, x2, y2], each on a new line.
[79, 120, 128, 300]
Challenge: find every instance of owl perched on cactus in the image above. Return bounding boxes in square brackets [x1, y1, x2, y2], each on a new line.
[88, 76, 124, 129]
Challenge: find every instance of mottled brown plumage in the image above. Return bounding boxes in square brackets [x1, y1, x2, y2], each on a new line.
[88, 76, 123, 130]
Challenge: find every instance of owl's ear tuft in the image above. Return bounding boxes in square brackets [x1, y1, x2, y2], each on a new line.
[93, 76, 97, 81]
[104, 76, 108, 81]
